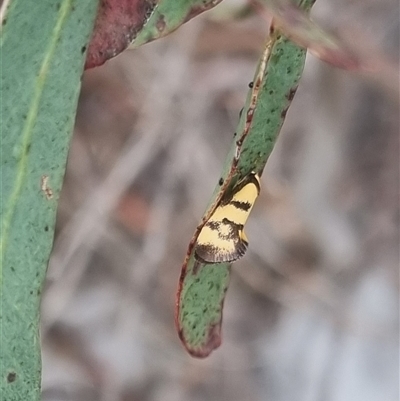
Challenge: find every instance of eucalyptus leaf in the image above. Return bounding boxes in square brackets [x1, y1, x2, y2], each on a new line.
[1, 1, 98, 398]
[176, 0, 317, 358]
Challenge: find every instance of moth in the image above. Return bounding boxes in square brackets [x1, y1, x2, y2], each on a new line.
[194, 172, 261, 264]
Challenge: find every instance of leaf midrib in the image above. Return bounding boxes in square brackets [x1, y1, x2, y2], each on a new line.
[0, 0, 73, 269]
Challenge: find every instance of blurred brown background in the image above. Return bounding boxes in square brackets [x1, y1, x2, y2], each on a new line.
[41, 0, 399, 400]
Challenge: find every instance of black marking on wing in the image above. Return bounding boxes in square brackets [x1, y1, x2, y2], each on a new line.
[221, 218, 243, 240]
[195, 243, 220, 263]
[206, 221, 220, 231]
[230, 200, 251, 211]
[234, 238, 248, 259]
[195, 240, 248, 264]
[220, 172, 260, 205]
[203, 219, 242, 241]
[222, 218, 243, 230]
[194, 219, 247, 263]
[195, 244, 218, 263]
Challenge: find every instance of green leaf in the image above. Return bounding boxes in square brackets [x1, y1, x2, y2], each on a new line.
[258, 0, 360, 69]
[131, 0, 223, 49]
[176, 0, 317, 358]
[0, 1, 98, 399]
[177, 256, 230, 358]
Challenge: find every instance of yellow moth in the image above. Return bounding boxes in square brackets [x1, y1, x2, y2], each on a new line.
[194, 172, 260, 264]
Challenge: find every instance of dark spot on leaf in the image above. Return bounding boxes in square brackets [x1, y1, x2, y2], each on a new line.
[287, 86, 298, 101]
[144, 4, 154, 20]
[269, 90, 273, 95]
[287, 67, 292, 74]
[81, 45, 87, 54]
[10, 266, 15, 272]
[44, 226, 49, 232]
[2, 18, 7, 26]
[7, 372, 16, 383]
[219, 178, 224, 186]
[156, 15, 166, 33]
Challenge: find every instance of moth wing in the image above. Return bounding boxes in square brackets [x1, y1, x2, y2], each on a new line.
[228, 229, 248, 261]
[195, 229, 249, 264]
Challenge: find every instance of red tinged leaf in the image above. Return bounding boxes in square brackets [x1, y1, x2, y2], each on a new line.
[85, 0, 157, 69]
[175, 254, 230, 358]
[255, 0, 361, 70]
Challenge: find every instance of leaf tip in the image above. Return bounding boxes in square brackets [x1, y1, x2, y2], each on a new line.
[178, 322, 223, 359]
